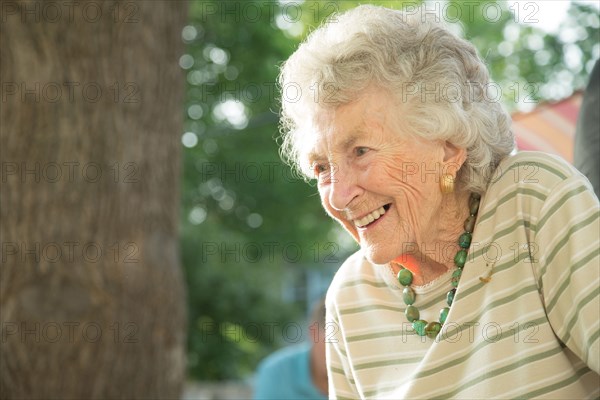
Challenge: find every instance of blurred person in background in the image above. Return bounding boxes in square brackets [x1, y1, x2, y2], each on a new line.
[278, 5, 599, 399]
[254, 297, 327, 400]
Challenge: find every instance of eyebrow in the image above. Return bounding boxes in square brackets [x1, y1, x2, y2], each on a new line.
[339, 130, 364, 151]
[306, 128, 367, 163]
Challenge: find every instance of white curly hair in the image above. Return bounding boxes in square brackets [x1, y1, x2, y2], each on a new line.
[278, 4, 515, 194]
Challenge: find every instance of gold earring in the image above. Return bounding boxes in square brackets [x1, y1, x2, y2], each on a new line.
[440, 174, 455, 194]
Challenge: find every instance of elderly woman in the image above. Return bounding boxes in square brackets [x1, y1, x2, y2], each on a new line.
[278, 5, 600, 399]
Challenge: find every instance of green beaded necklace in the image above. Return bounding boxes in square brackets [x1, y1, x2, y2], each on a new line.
[396, 193, 480, 338]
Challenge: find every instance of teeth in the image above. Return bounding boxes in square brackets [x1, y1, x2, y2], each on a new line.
[354, 206, 386, 227]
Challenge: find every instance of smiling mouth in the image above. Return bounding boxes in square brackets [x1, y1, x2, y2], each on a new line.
[354, 204, 391, 228]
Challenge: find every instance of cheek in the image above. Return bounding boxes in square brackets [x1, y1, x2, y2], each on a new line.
[377, 155, 443, 196]
[369, 157, 417, 192]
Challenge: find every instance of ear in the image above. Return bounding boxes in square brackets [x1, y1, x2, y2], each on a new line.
[442, 141, 467, 176]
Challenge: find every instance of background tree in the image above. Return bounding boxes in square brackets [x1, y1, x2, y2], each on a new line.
[181, 0, 599, 382]
[1, 1, 187, 398]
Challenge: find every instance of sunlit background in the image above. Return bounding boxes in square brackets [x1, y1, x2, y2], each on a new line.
[177, 0, 599, 395]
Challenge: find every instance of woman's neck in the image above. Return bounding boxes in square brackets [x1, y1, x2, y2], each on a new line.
[392, 190, 471, 286]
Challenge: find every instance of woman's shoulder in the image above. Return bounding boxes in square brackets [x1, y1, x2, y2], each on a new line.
[487, 151, 590, 194]
[495, 151, 582, 183]
[477, 151, 597, 228]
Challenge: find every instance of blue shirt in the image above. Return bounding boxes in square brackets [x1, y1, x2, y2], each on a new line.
[254, 343, 327, 400]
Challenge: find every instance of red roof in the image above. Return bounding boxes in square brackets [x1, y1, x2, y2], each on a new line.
[511, 92, 583, 163]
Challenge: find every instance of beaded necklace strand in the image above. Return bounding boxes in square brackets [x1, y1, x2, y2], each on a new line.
[396, 193, 481, 338]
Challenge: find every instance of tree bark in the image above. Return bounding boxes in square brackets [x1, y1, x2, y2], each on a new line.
[0, 1, 187, 398]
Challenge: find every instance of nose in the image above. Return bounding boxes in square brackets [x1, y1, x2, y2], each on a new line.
[328, 162, 362, 211]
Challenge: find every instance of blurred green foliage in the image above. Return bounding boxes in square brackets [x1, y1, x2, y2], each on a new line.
[180, 0, 350, 381]
[180, 0, 599, 381]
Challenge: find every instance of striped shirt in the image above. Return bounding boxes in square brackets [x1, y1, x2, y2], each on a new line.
[326, 151, 600, 399]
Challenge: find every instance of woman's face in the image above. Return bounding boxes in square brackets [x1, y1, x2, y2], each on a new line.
[308, 88, 460, 264]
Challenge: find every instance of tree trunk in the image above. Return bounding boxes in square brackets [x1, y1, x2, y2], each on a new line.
[0, 1, 187, 398]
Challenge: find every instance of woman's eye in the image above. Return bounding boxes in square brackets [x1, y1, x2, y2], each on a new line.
[313, 163, 329, 177]
[355, 147, 369, 156]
